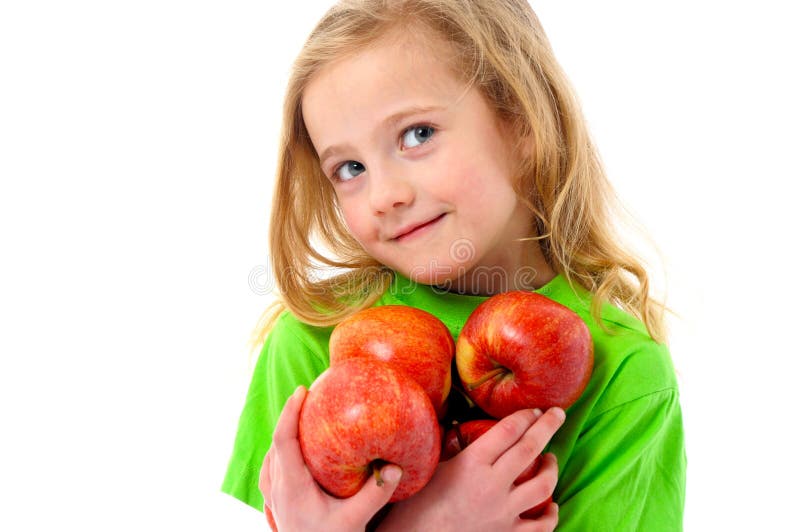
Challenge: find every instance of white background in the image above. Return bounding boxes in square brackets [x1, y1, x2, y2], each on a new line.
[1, 1, 797, 530]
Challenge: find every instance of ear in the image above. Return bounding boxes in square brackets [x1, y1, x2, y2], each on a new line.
[518, 133, 535, 161]
[499, 116, 535, 161]
[515, 121, 536, 161]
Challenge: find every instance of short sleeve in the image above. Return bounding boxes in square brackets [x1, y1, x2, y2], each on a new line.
[554, 388, 687, 531]
[220, 312, 330, 510]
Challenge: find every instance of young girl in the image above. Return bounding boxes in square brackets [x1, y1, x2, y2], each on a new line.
[222, 1, 686, 530]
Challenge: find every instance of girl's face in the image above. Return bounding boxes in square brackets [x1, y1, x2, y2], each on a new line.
[302, 31, 547, 294]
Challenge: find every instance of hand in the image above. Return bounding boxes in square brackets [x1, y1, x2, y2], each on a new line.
[378, 407, 564, 532]
[259, 386, 403, 532]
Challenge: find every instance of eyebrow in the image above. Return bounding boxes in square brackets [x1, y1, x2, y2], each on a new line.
[317, 104, 446, 170]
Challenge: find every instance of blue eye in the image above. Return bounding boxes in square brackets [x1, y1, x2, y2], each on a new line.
[401, 125, 435, 149]
[334, 161, 365, 181]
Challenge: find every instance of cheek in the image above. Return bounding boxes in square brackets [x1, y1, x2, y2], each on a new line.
[433, 150, 482, 196]
[444, 155, 512, 209]
[338, 201, 373, 242]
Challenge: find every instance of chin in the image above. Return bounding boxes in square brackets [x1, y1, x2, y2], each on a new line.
[396, 263, 473, 292]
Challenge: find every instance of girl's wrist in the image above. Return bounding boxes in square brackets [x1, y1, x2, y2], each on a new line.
[375, 498, 449, 532]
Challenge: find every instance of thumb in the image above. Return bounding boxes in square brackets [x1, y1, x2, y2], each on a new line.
[348, 464, 403, 517]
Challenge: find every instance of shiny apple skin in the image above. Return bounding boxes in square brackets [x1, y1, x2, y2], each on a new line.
[456, 291, 593, 419]
[298, 358, 441, 502]
[329, 305, 455, 418]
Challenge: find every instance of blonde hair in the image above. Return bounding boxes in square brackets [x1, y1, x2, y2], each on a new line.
[250, 0, 668, 353]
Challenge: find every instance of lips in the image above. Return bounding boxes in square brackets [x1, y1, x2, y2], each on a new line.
[391, 213, 446, 241]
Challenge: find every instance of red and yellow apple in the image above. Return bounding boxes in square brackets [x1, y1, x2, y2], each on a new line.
[456, 291, 593, 419]
[298, 358, 441, 502]
[329, 305, 455, 418]
[441, 419, 551, 518]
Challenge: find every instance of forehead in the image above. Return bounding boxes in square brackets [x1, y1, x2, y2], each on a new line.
[301, 31, 467, 142]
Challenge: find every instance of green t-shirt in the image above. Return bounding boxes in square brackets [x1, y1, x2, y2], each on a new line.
[222, 272, 686, 530]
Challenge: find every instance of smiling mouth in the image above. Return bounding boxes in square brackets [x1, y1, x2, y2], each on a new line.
[393, 213, 446, 241]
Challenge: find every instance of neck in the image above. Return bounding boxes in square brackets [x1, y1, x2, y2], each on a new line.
[434, 240, 556, 296]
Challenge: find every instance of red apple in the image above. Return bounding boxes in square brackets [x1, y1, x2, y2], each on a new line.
[298, 358, 441, 502]
[441, 419, 498, 461]
[456, 291, 593, 419]
[442, 419, 552, 518]
[329, 305, 455, 418]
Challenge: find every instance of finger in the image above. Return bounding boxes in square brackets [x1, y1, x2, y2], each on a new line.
[259, 450, 279, 531]
[344, 464, 403, 522]
[466, 408, 543, 463]
[273, 386, 307, 443]
[258, 449, 274, 504]
[494, 408, 565, 481]
[510, 453, 558, 516]
[516, 502, 559, 531]
[271, 386, 308, 473]
[269, 444, 278, 484]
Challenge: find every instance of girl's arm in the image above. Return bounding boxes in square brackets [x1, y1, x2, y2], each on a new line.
[259, 386, 403, 532]
[221, 313, 330, 511]
[378, 407, 564, 532]
[553, 388, 685, 531]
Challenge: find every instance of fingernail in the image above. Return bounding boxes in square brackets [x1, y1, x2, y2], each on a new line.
[552, 407, 566, 422]
[382, 466, 402, 484]
[532, 408, 543, 417]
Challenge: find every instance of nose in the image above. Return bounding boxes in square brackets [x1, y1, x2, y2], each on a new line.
[368, 162, 415, 215]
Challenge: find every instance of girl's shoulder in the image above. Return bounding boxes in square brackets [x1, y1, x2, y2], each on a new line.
[540, 274, 668, 353]
[265, 309, 335, 364]
[551, 281, 679, 417]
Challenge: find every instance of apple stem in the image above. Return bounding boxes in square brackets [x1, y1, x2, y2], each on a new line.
[452, 421, 467, 451]
[466, 366, 508, 391]
[453, 385, 476, 408]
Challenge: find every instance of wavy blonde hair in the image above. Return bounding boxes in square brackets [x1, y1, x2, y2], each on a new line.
[250, 0, 667, 353]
